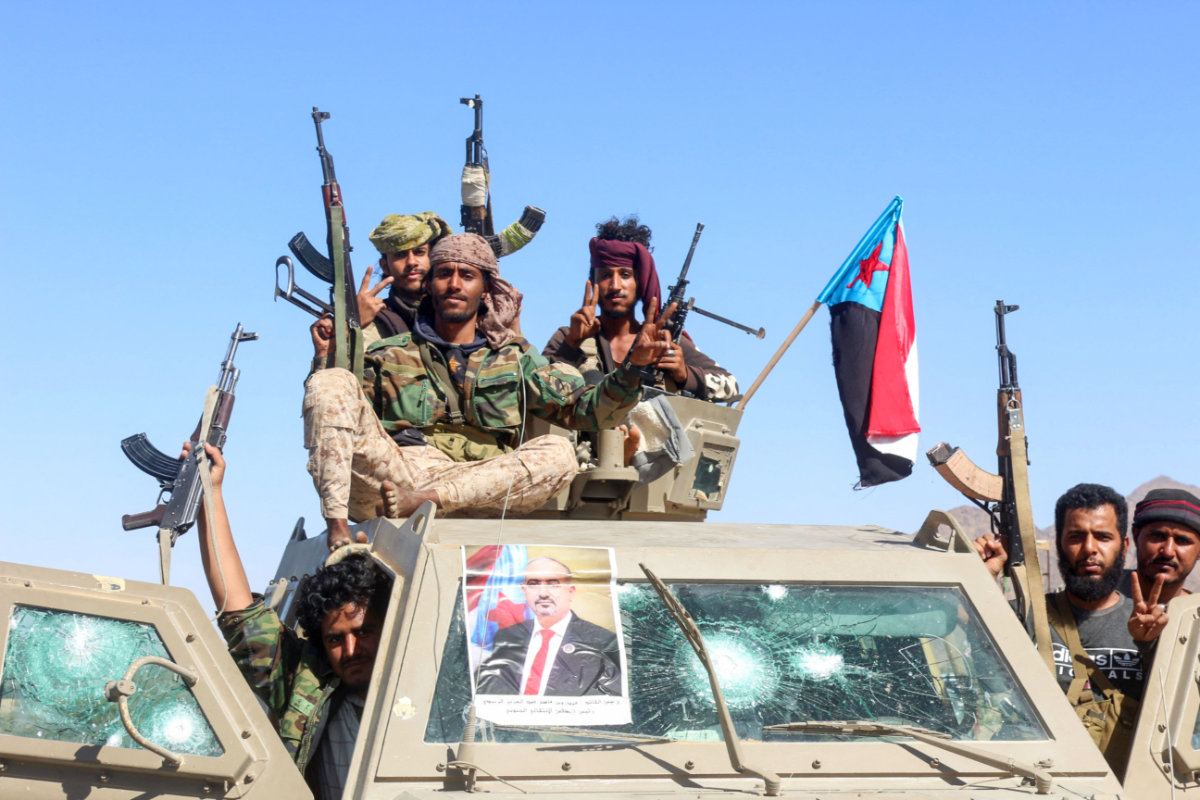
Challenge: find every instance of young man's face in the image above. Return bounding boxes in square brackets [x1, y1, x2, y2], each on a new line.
[1058, 504, 1128, 602]
[593, 265, 638, 318]
[1136, 521, 1200, 589]
[521, 560, 575, 628]
[381, 244, 432, 297]
[430, 261, 487, 324]
[321, 601, 382, 695]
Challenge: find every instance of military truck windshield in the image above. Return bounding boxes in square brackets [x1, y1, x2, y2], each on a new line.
[427, 582, 1046, 744]
[0, 605, 223, 757]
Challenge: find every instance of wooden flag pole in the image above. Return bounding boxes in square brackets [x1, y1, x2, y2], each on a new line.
[736, 300, 821, 411]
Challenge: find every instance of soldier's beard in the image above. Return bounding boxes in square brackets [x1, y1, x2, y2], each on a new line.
[1059, 541, 1126, 603]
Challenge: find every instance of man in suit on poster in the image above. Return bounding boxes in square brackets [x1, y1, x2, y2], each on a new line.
[475, 556, 622, 696]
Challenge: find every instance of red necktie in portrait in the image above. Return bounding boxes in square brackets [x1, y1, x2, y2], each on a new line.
[523, 629, 555, 695]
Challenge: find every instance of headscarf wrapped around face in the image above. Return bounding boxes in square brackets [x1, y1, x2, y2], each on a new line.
[429, 233, 523, 348]
[588, 238, 663, 321]
[369, 212, 452, 254]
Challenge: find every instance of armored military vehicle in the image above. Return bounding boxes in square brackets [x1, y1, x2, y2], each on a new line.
[3, 391, 1200, 799]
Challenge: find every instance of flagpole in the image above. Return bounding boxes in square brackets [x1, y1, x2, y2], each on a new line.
[736, 300, 821, 411]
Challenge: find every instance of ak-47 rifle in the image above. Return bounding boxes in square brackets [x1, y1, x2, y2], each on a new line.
[927, 301, 1052, 667]
[631, 223, 764, 393]
[273, 108, 363, 378]
[458, 94, 546, 258]
[121, 324, 258, 584]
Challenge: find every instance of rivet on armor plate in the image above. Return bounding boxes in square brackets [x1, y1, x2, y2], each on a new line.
[561, 762, 572, 771]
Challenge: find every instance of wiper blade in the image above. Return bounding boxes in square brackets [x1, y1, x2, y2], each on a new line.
[640, 563, 781, 796]
[764, 720, 1053, 795]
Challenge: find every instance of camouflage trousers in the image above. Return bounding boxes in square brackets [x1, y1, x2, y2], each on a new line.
[303, 368, 577, 520]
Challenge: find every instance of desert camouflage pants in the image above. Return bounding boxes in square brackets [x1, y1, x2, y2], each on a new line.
[303, 368, 577, 520]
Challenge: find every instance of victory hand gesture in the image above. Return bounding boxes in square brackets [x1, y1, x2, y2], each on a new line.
[566, 280, 601, 349]
[628, 297, 678, 367]
[1129, 572, 1169, 643]
[356, 265, 394, 327]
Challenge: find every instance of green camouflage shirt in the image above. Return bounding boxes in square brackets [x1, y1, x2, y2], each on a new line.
[219, 598, 337, 778]
[363, 331, 642, 459]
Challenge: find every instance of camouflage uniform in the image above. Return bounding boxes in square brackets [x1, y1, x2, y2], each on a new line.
[543, 327, 739, 402]
[304, 332, 643, 520]
[219, 598, 337, 789]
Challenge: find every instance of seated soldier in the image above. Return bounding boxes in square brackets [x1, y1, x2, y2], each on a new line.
[543, 215, 738, 400]
[305, 232, 673, 548]
[357, 212, 453, 343]
[192, 442, 389, 800]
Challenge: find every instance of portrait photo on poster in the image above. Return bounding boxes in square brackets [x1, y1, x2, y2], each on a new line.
[461, 544, 630, 726]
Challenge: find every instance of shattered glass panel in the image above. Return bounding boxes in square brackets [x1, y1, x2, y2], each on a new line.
[0, 605, 223, 757]
[426, 583, 1046, 745]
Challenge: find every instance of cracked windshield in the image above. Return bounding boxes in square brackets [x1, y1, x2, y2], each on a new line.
[427, 582, 1046, 744]
[0, 605, 223, 756]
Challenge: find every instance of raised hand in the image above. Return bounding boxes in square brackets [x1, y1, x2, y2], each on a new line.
[1129, 571, 1169, 643]
[973, 533, 1007, 579]
[628, 297, 678, 367]
[566, 280, 601, 349]
[356, 264, 394, 327]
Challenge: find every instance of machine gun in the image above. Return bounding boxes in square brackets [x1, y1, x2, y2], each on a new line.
[273, 108, 363, 378]
[927, 301, 1052, 666]
[632, 223, 764, 391]
[121, 323, 258, 584]
[458, 94, 546, 258]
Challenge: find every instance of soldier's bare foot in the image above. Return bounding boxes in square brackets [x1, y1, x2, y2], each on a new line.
[622, 425, 642, 466]
[327, 518, 352, 551]
[380, 481, 438, 519]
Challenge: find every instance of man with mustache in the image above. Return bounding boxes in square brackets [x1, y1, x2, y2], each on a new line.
[475, 556, 621, 696]
[356, 212, 452, 342]
[191, 443, 392, 800]
[975, 483, 1149, 698]
[306, 233, 672, 549]
[1126, 488, 1200, 640]
[543, 215, 738, 403]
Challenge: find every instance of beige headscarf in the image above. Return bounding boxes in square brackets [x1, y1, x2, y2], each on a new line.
[429, 233, 523, 348]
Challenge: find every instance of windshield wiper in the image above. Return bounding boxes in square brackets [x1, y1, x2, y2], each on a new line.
[640, 563, 781, 796]
[763, 721, 1053, 795]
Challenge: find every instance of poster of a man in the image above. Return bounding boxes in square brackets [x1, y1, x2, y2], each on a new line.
[462, 544, 629, 725]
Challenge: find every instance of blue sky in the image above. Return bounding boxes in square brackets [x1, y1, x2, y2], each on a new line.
[3, 2, 1196, 608]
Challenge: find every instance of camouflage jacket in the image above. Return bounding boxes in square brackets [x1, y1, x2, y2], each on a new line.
[363, 329, 642, 458]
[219, 598, 338, 780]
[543, 326, 740, 402]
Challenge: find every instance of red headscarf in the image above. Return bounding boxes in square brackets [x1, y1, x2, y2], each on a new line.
[588, 238, 663, 321]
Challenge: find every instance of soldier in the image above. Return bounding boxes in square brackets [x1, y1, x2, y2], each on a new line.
[192, 442, 387, 800]
[975, 484, 1150, 697]
[1126, 488, 1200, 640]
[306, 232, 673, 549]
[543, 215, 738, 403]
[357, 212, 453, 342]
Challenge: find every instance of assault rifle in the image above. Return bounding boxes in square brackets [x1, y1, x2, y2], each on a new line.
[927, 301, 1052, 666]
[458, 94, 546, 258]
[121, 323, 258, 584]
[274, 107, 363, 378]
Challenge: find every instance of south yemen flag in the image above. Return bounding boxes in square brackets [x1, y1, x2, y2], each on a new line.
[817, 196, 919, 487]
